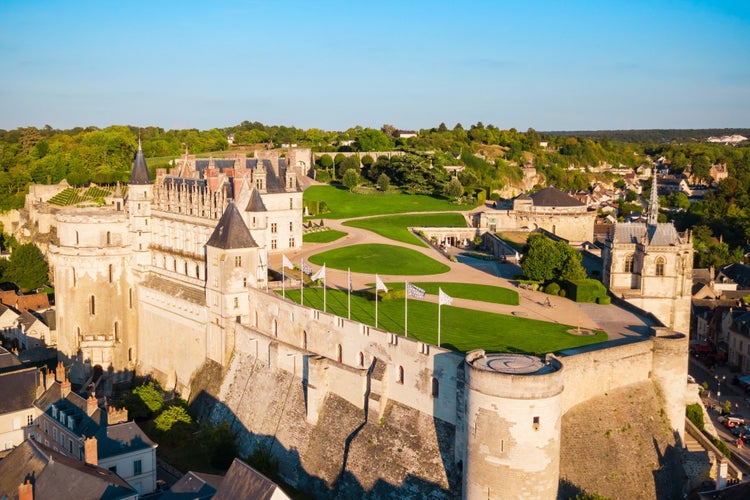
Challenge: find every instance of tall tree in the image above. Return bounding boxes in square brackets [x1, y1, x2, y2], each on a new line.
[6, 243, 49, 292]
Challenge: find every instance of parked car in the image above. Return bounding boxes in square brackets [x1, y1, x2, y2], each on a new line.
[718, 414, 746, 428]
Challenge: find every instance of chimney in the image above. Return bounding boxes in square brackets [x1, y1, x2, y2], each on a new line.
[717, 457, 728, 489]
[18, 479, 33, 500]
[55, 361, 65, 383]
[86, 394, 98, 416]
[84, 436, 98, 466]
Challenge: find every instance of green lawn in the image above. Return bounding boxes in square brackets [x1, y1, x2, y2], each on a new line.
[283, 287, 607, 354]
[304, 185, 475, 219]
[385, 282, 519, 306]
[309, 244, 450, 275]
[303, 230, 347, 243]
[343, 213, 467, 246]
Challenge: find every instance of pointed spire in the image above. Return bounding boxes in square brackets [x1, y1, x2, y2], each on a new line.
[129, 139, 152, 185]
[647, 168, 659, 226]
[206, 201, 257, 249]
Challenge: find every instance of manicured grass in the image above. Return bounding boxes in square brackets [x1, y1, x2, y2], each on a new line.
[303, 230, 347, 243]
[309, 244, 450, 275]
[385, 282, 519, 306]
[343, 213, 467, 246]
[282, 287, 607, 354]
[304, 185, 475, 219]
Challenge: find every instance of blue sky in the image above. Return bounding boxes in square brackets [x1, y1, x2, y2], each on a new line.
[1, 0, 748, 131]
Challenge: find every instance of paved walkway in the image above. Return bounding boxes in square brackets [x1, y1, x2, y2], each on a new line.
[275, 211, 653, 341]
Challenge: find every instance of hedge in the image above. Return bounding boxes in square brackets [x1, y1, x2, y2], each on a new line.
[564, 279, 608, 303]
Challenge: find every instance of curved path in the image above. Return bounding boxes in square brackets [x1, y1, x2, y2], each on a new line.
[275, 209, 652, 341]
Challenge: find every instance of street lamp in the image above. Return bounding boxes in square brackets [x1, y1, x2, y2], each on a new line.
[715, 374, 726, 399]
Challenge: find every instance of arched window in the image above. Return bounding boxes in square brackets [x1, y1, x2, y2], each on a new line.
[656, 257, 665, 276]
[624, 254, 634, 273]
[397, 366, 404, 384]
[357, 352, 364, 368]
[431, 378, 439, 398]
[336, 344, 342, 363]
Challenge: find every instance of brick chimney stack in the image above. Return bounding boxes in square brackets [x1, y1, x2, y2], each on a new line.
[18, 479, 33, 500]
[84, 436, 98, 466]
[55, 361, 65, 383]
[86, 394, 98, 416]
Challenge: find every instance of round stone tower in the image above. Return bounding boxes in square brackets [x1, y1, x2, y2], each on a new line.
[49, 208, 135, 387]
[651, 327, 689, 441]
[463, 351, 564, 499]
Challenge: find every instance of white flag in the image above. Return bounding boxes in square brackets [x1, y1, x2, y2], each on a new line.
[282, 254, 294, 269]
[311, 264, 326, 281]
[348, 268, 353, 292]
[438, 288, 453, 306]
[406, 282, 426, 299]
[375, 274, 388, 293]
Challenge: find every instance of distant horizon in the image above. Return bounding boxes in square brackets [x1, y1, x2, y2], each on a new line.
[3, 122, 749, 136]
[2, 1, 749, 131]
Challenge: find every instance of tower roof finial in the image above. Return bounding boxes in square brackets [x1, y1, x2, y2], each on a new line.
[647, 168, 659, 226]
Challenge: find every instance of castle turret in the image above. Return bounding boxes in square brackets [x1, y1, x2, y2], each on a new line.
[651, 327, 689, 442]
[205, 201, 260, 364]
[463, 351, 564, 499]
[127, 140, 153, 268]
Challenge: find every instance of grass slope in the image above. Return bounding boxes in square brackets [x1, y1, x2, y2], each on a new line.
[305, 185, 474, 219]
[385, 282, 519, 306]
[303, 230, 347, 243]
[310, 244, 451, 275]
[343, 213, 467, 246]
[283, 288, 606, 354]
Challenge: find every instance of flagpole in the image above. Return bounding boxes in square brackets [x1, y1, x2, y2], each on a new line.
[300, 258, 304, 306]
[404, 281, 408, 338]
[347, 268, 351, 320]
[323, 272, 327, 313]
[438, 299, 441, 348]
[375, 277, 379, 329]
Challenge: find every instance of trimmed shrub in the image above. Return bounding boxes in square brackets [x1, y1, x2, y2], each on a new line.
[596, 295, 611, 305]
[686, 403, 704, 431]
[564, 279, 608, 303]
[558, 288, 566, 297]
[476, 189, 487, 206]
[544, 282, 560, 295]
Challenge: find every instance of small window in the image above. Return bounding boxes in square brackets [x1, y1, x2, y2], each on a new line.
[336, 344, 342, 363]
[289, 237, 295, 248]
[108, 264, 113, 283]
[235, 255, 242, 267]
[289, 197, 293, 209]
[302, 331, 308, 350]
[358, 352, 364, 367]
[271, 239, 277, 250]
[89, 295, 95, 315]
[133, 459, 142, 476]
[624, 254, 634, 273]
[397, 366, 404, 384]
[271, 223, 278, 233]
[289, 221, 293, 231]
[431, 378, 439, 398]
[233, 297, 239, 308]
[655, 257, 665, 276]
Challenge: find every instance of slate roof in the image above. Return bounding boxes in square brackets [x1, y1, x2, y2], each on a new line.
[213, 458, 289, 500]
[99, 421, 156, 459]
[206, 202, 257, 249]
[719, 263, 750, 289]
[129, 145, 152, 185]
[611, 222, 681, 246]
[161, 471, 221, 499]
[0, 440, 136, 500]
[529, 187, 585, 207]
[36, 390, 102, 439]
[0, 345, 23, 372]
[245, 187, 267, 212]
[0, 367, 38, 414]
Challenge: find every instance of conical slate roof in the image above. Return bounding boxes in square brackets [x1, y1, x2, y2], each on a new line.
[245, 187, 267, 212]
[206, 201, 257, 249]
[129, 142, 152, 185]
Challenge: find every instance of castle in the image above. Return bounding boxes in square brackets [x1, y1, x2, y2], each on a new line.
[12, 148, 690, 498]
